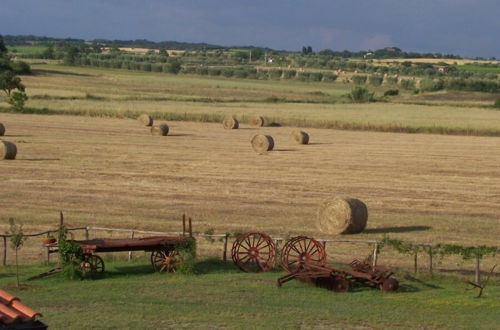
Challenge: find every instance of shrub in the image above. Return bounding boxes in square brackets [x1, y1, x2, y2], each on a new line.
[8, 91, 28, 111]
[494, 99, 500, 109]
[195, 66, 209, 75]
[322, 72, 338, 82]
[256, 70, 269, 80]
[308, 72, 323, 82]
[221, 68, 234, 77]
[151, 64, 163, 72]
[233, 69, 248, 78]
[400, 78, 416, 90]
[282, 70, 297, 79]
[140, 63, 152, 71]
[384, 89, 399, 96]
[347, 86, 375, 103]
[368, 75, 384, 86]
[352, 75, 367, 85]
[385, 76, 398, 85]
[419, 78, 445, 92]
[297, 72, 310, 81]
[10, 61, 31, 74]
[208, 67, 222, 76]
[268, 69, 283, 80]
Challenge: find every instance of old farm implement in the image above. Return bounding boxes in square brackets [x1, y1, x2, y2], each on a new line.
[231, 232, 276, 272]
[33, 215, 194, 278]
[277, 236, 399, 292]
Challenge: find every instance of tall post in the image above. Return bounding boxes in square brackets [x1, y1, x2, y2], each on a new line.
[413, 250, 418, 275]
[182, 214, 186, 236]
[188, 218, 192, 237]
[85, 227, 89, 240]
[372, 243, 379, 268]
[223, 234, 229, 262]
[59, 211, 64, 227]
[428, 247, 433, 276]
[2, 236, 6, 266]
[475, 257, 481, 284]
[128, 231, 135, 261]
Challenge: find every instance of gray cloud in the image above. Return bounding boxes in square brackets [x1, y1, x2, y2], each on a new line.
[0, 0, 499, 58]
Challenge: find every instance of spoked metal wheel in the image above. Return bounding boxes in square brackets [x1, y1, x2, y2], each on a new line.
[231, 232, 276, 272]
[281, 236, 327, 273]
[380, 278, 399, 292]
[151, 249, 179, 273]
[80, 254, 105, 275]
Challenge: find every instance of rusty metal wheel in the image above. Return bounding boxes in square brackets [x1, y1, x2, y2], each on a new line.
[381, 278, 399, 292]
[231, 232, 276, 272]
[80, 254, 105, 275]
[281, 236, 327, 273]
[151, 249, 179, 273]
[333, 278, 350, 292]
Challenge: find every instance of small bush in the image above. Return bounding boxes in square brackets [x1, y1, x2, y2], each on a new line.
[352, 75, 367, 85]
[8, 91, 28, 111]
[384, 89, 399, 96]
[494, 99, 500, 108]
[347, 86, 375, 103]
[400, 78, 416, 90]
[368, 75, 384, 86]
[322, 72, 338, 82]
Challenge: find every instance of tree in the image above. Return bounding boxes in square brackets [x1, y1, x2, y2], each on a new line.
[7, 218, 26, 288]
[0, 71, 25, 96]
[0, 35, 7, 57]
[8, 91, 28, 111]
[41, 44, 56, 59]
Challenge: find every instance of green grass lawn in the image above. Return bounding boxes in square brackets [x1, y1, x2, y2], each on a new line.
[1, 259, 498, 329]
[8, 45, 46, 56]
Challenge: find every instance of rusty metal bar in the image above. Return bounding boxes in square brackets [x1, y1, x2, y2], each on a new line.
[188, 217, 192, 237]
[182, 214, 186, 236]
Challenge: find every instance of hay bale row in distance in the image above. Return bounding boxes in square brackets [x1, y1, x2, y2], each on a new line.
[151, 124, 169, 136]
[223, 117, 239, 129]
[251, 134, 274, 154]
[0, 141, 17, 160]
[0, 123, 4, 136]
[250, 116, 265, 127]
[317, 197, 368, 235]
[138, 114, 153, 126]
[292, 130, 309, 144]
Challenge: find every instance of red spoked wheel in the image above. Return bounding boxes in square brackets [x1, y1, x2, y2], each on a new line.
[151, 249, 179, 273]
[80, 254, 105, 275]
[281, 236, 327, 273]
[231, 232, 276, 272]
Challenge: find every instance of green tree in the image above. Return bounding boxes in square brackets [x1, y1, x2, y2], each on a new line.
[8, 91, 28, 111]
[0, 71, 25, 96]
[42, 44, 56, 59]
[7, 218, 26, 288]
[0, 35, 7, 57]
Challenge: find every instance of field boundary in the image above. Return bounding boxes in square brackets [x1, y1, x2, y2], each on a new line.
[3, 106, 500, 137]
[1, 225, 497, 282]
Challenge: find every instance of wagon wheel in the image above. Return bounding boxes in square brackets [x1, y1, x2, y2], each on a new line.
[231, 232, 276, 272]
[80, 254, 105, 275]
[151, 249, 179, 273]
[380, 278, 399, 292]
[281, 236, 327, 273]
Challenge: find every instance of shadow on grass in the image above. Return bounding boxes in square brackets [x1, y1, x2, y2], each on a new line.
[403, 274, 443, 289]
[194, 258, 240, 274]
[33, 69, 95, 77]
[363, 226, 431, 234]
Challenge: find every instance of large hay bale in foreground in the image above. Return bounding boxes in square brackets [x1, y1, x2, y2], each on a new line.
[223, 117, 239, 129]
[0, 123, 5, 136]
[151, 124, 169, 136]
[317, 197, 368, 235]
[0, 141, 17, 160]
[138, 114, 153, 126]
[251, 134, 274, 154]
[292, 130, 309, 144]
[250, 116, 265, 127]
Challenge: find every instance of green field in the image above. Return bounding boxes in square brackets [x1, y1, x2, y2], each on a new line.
[7, 45, 46, 55]
[455, 64, 500, 74]
[1, 259, 498, 329]
[2, 63, 500, 136]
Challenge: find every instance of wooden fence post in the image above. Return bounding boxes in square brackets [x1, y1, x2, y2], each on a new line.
[85, 227, 89, 240]
[2, 236, 6, 266]
[475, 257, 481, 284]
[127, 231, 135, 261]
[428, 247, 433, 276]
[414, 250, 418, 275]
[223, 234, 230, 262]
[372, 243, 379, 268]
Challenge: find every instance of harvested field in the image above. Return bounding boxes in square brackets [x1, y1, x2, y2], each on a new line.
[0, 112, 499, 250]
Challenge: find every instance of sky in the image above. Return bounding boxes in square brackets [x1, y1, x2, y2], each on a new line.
[1, 0, 499, 58]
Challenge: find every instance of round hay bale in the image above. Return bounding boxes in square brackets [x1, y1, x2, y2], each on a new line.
[0, 123, 5, 136]
[251, 134, 274, 154]
[250, 116, 265, 127]
[223, 117, 239, 129]
[317, 197, 368, 235]
[0, 141, 17, 160]
[138, 114, 153, 126]
[292, 130, 309, 144]
[151, 124, 169, 136]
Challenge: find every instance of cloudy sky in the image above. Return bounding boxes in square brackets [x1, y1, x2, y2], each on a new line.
[1, 0, 499, 58]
